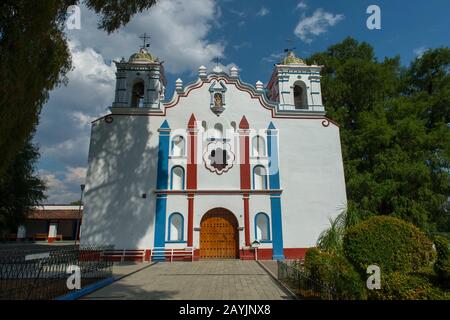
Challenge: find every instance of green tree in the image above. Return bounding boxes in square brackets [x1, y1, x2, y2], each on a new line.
[0, 138, 46, 234]
[308, 38, 450, 233]
[0, 0, 158, 178]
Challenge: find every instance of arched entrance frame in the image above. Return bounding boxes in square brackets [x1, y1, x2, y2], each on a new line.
[199, 208, 239, 259]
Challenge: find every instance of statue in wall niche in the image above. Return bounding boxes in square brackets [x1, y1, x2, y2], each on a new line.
[214, 93, 223, 108]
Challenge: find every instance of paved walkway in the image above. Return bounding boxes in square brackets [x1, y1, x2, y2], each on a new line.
[83, 260, 293, 300]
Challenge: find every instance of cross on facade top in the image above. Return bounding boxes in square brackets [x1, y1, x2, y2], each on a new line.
[213, 57, 220, 67]
[284, 38, 296, 53]
[139, 33, 151, 49]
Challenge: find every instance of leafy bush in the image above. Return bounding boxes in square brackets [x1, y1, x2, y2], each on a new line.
[304, 248, 367, 299]
[343, 216, 435, 274]
[434, 236, 450, 288]
[369, 269, 450, 300]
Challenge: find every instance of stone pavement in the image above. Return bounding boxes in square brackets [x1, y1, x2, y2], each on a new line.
[83, 260, 293, 300]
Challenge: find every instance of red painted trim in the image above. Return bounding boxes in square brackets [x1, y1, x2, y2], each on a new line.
[239, 117, 251, 190]
[47, 237, 56, 243]
[240, 248, 273, 260]
[238, 116, 250, 129]
[187, 195, 194, 247]
[102, 247, 308, 261]
[243, 195, 250, 246]
[91, 76, 340, 127]
[239, 116, 251, 246]
[93, 113, 339, 128]
[154, 189, 283, 195]
[284, 248, 308, 260]
[145, 249, 151, 262]
[186, 114, 197, 189]
[240, 248, 309, 260]
[186, 114, 197, 247]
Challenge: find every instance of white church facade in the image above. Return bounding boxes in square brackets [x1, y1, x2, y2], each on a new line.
[80, 47, 347, 261]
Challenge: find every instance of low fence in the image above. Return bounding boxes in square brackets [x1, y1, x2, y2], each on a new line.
[0, 245, 113, 300]
[277, 260, 338, 300]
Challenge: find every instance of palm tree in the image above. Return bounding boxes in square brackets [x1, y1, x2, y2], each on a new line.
[316, 205, 360, 254]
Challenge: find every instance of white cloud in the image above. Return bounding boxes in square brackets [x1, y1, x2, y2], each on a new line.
[233, 41, 252, 50]
[413, 46, 427, 58]
[262, 52, 286, 63]
[257, 7, 270, 17]
[65, 167, 87, 184]
[39, 170, 81, 204]
[229, 9, 246, 18]
[41, 172, 66, 190]
[296, 1, 308, 10]
[36, 40, 115, 169]
[67, 0, 225, 74]
[294, 8, 344, 43]
[35, 0, 226, 203]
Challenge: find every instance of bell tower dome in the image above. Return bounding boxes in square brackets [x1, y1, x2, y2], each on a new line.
[266, 50, 324, 114]
[111, 36, 167, 110]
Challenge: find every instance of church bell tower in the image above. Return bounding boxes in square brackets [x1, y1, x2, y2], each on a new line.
[111, 35, 167, 110]
[266, 50, 325, 114]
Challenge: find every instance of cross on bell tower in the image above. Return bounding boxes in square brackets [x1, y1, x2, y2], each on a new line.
[139, 33, 151, 50]
[284, 38, 296, 55]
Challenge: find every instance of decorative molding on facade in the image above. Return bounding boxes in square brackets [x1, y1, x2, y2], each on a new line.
[153, 189, 284, 195]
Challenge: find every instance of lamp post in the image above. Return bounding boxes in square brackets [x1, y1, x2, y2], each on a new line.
[251, 240, 261, 261]
[74, 184, 85, 245]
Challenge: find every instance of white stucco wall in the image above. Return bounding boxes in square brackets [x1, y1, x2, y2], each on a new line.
[81, 71, 347, 253]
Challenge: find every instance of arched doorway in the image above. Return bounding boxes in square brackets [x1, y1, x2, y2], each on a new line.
[200, 208, 239, 259]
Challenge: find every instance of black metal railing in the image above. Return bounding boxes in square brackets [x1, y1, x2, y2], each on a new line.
[0, 245, 114, 300]
[277, 260, 339, 300]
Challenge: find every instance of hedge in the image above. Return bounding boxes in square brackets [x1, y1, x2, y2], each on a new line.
[343, 216, 435, 274]
[434, 236, 450, 288]
[369, 269, 450, 300]
[304, 248, 367, 299]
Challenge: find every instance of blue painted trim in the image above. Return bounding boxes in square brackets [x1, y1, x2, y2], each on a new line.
[170, 166, 185, 190]
[167, 212, 184, 242]
[267, 122, 284, 260]
[154, 195, 168, 252]
[160, 120, 170, 130]
[252, 165, 268, 190]
[267, 122, 280, 189]
[270, 195, 284, 260]
[54, 277, 114, 300]
[154, 120, 171, 251]
[254, 212, 271, 242]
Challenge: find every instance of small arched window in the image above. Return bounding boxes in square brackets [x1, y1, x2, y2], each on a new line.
[253, 165, 267, 190]
[171, 136, 185, 157]
[168, 213, 184, 241]
[131, 81, 145, 107]
[255, 213, 270, 242]
[170, 166, 184, 190]
[252, 135, 266, 157]
[213, 123, 223, 139]
[293, 82, 307, 109]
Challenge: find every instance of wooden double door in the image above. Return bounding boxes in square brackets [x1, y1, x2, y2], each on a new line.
[200, 208, 239, 259]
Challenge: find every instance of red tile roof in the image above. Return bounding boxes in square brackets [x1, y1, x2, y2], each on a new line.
[27, 209, 83, 220]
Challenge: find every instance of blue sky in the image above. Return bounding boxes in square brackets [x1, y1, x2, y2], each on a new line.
[34, 0, 450, 203]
